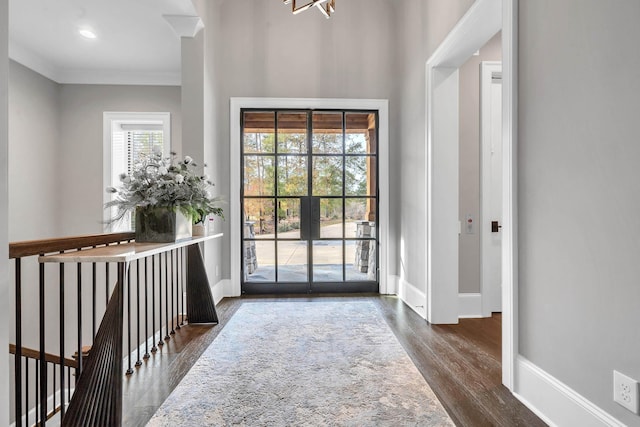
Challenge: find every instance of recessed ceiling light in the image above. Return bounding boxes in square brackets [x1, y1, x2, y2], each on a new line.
[79, 28, 97, 39]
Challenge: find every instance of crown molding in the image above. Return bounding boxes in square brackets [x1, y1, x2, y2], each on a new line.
[163, 15, 204, 38]
[9, 39, 180, 86]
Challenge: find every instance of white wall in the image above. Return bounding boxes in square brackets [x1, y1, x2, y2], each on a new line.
[0, 0, 11, 422]
[57, 84, 181, 236]
[519, 1, 640, 425]
[8, 61, 60, 241]
[458, 32, 501, 294]
[395, 0, 475, 297]
[198, 0, 398, 281]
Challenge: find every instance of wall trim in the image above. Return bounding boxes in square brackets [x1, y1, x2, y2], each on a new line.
[515, 356, 626, 427]
[9, 44, 180, 86]
[425, 0, 518, 390]
[386, 274, 399, 295]
[102, 111, 172, 230]
[229, 97, 389, 297]
[458, 293, 483, 318]
[212, 279, 230, 304]
[397, 277, 427, 319]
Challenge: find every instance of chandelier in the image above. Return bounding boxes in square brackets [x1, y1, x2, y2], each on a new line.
[283, 0, 336, 19]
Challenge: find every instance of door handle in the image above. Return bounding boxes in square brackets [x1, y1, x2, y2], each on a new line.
[300, 197, 321, 240]
[491, 221, 502, 233]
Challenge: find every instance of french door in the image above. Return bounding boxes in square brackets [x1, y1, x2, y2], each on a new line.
[241, 109, 379, 294]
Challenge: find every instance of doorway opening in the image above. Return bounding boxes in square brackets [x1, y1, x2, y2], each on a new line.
[240, 109, 379, 294]
[425, 0, 517, 390]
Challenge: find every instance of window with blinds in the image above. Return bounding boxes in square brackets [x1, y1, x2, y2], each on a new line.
[104, 112, 171, 232]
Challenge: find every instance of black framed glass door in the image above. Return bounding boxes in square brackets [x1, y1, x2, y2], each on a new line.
[241, 109, 378, 294]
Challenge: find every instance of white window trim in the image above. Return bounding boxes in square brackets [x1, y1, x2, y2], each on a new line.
[229, 98, 390, 297]
[102, 112, 171, 231]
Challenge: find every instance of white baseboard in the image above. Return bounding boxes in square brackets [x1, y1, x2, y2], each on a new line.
[515, 356, 626, 427]
[211, 279, 229, 304]
[396, 276, 426, 319]
[385, 274, 398, 295]
[458, 293, 483, 318]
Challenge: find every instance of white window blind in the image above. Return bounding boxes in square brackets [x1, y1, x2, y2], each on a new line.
[108, 120, 168, 231]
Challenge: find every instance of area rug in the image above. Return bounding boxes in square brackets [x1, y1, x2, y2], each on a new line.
[147, 301, 454, 426]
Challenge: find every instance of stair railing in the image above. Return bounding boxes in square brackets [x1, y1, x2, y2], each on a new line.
[8, 232, 220, 426]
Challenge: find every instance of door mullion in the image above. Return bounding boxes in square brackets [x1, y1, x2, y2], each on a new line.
[342, 111, 347, 282]
[274, 111, 279, 283]
[306, 111, 313, 290]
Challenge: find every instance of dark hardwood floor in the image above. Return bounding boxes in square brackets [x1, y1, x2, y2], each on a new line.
[122, 295, 545, 426]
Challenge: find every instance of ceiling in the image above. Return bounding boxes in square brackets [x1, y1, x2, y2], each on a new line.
[8, 0, 198, 85]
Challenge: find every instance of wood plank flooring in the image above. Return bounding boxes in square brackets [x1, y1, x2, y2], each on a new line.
[122, 295, 545, 426]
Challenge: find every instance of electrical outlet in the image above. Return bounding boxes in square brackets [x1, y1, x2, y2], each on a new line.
[614, 370, 639, 414]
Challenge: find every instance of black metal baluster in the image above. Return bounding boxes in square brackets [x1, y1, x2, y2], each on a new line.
[180, 248, 185, 325]
[151, 255, 158, 353]
[92, 248, 97, 339]
[77, 261, 83, 376]
[15, 258, 22, 427]
[105, 262, 110, 305]
[158, 254, 164, 347]
[67, 365, 72, 404]
[25, 359, 29, 427]
[164, 251, 170, 341]
[59, 259, 65, 421]
[143, 257, 150, 359]
[39, 260, 47, 425]
[175, 249, 181, 330]
[52, 362, 56, 422]
[126, 266, 133, 375]
[170, 250, 176, 335]
[35, 359, 39, 426]
[135, 259, 142, 367]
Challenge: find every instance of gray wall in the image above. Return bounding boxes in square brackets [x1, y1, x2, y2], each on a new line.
[395, 0, 474, 290]
[458, 32, 501, 294]
[57, 84, 181, 236]
[8, 61, 61, 240]
[0, 0, 10, 421]
[7, 63, 182, 239]
[198, 0, 399, 279]
[519, 1, 640, 424]
[7, 63, 183, 240]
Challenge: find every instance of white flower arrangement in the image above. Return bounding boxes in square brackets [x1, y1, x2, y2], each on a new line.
[105, 151, 223, 225]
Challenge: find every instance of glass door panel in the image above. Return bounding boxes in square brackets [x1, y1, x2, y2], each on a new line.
[345, 156, 376, 196]
[244, 156, 275, 196]
[312, 112, 343, 153]
[242, 109, 379, 293]
[313, 240, 343, 282]
[244, 198, 275, 239]
[276, 198, 301, 239]
[244, 240, 275, 282]
[277, 241, 308, 282]
[312, 156, 343, 196]
[319, 198, 343, 239]
[347, 241, 376, 281]
[277, 112, 307, 153]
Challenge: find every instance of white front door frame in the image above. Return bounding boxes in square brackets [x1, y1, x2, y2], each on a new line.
[425, 0, 518, 391]
[229, 97, 390, 297]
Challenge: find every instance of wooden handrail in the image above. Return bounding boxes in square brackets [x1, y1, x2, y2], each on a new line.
[10, 344, 78, 369]
[9, 232, 135, 259]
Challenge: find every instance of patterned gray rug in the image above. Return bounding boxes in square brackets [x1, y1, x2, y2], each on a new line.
[147, 301, 454, 426]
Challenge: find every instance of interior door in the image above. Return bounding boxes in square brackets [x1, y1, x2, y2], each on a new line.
[481, 62, 503, 313]
[241, 109, 379, 294]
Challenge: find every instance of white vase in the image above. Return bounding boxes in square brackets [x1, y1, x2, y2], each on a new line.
[192, 223, 206, 237]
